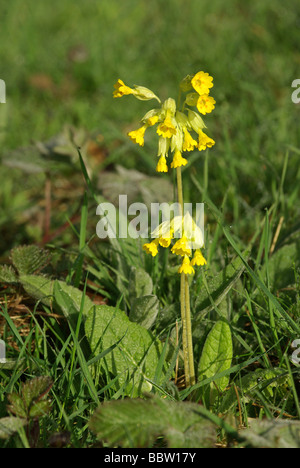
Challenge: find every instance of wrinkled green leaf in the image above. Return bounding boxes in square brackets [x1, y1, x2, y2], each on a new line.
[7, 376, 53, 419]
[52, 280, 94, 320]
[129, 295, 159, 329]
[20, 275, 94, 317]
[241, 419, 300, 448]
[198, 319, 233, 406]
[0, 265, 18, 283]
[89, 395, 216, 448]
[7, 393, 27, 418]
[11, 245, 50, 275]
[128, 267, 153, 302]
[0, 417, 27, 440]
[85, 305, 164, 396]
[29, 399, 52, 419]
[263, 243, 299, 290]
[22, 376, 53, 412]
[20, 274, 54, 306]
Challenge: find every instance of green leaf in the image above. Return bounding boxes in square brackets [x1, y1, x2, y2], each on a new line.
[128, 267, 153, 302]
[28, 400, 52, 419]
[22, 376, 53, 413]
[20, 274, 54, 306]
[263, 243, 299, 290]
[7, 377, 53, 420]
[0, 265, 18, 283]
[89, 395, 216, 448]
[240, 419, 300, 448]
[52, 280, 94, 321]
[19, 275, 94, 318]
[11, 245, 50, 275]
[129, 295, 159, 329]
[85, 305, 164, 396]
[197, 319, 233, 406]
[7, 393, 27, 418]
[0, 417, 27, 440]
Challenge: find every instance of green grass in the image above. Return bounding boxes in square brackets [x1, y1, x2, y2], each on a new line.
[0, 0, 300, 448]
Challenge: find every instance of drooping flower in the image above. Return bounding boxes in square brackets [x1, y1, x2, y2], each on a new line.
[198, 130, 215, 151]
[191, 71, 214, 96]
[171, 235, 192, 257]
[128, 125, 148, 146]
[156, 155, 168, 172]
[157, 118, 177, 139]
[142, 239, 159, 257]
[113, 79, 135, 98]
[114, 72, 215, 175]
[170, 150, 188, 169]
[191, 249, 207, 266]
[178, 255, 195, 275]
[156, 98, 177, 139]
[113, 79, 161, 102]
[196, 94, 216, 115]
[182, 127, 198, 152]
[143, 212, 205, 274]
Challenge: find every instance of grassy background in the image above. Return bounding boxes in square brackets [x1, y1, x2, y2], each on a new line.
[0, 0, 300, 448]
[1, 0, 300, 254]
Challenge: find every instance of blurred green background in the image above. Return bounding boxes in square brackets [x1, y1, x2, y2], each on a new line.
[0, 0, 300, 257]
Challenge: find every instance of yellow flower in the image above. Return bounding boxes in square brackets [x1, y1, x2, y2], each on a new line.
[156, 155, 168, 173]
[143, 239, 159, 257]
[178, 255, 195, 275]
[147, 115, 159, 126]
[170, 150, 188, 169]
[182, 128, 198, 152]
[191, 249, 207, 266]
[157, 116, 177, 139]
[158, 235, 172, 248]
[171, 235, 191, 257]
[196, 94, 216, 115]
[198, 130, 215, 151]
[113, 80, 160, 102]
[157, 103, 177, 138]
[191, 71, 213, 96]
[128, 125, 147, 146]
[113, 79, 135, 98]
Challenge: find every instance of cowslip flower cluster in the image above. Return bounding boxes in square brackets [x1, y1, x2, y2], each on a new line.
[142, 212, 207, 275]
[113, 72, 215, 173]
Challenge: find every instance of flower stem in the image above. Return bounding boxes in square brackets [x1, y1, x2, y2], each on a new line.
[185, 274, 196, 386]
[180, 272, 190, 388]
[176, 166, 195, 387]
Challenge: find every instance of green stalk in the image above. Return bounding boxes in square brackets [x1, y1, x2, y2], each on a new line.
[185, 274, 196, 386]
[181, 272, 190, 387]
[176, 166, 195, 387]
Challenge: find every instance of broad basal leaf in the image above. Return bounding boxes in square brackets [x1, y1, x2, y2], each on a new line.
[20, 275, 94, 317]
[89, 395, 216, 448]
[263, 243, 299, 290]
[240, 419, 300, 448]
[129, 295, 159, 329]
[11, 245, 50, 275]
[0, 265, 18, 283]
[128, 267, 153, 302]
[198, 319, 233, 407]
[85, 305, 164, 396]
